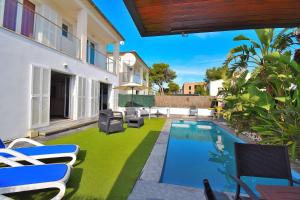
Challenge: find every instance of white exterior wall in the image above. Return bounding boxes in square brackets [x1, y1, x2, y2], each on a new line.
[0, 29, 118, 140]
[209, 79, 224, 96]
[118, 107, 213, 117]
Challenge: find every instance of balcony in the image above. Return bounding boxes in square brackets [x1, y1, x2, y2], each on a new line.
[86, 44, 116, 74]
[119, 72, 142, 84]
[120, 72, 131, 83]
[0, 0, 80, 59]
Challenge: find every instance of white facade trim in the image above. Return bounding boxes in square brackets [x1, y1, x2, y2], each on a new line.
[74, 0, 119, 42]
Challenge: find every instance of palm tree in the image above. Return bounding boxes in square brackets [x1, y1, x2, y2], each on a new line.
[224, 28, 297, 95]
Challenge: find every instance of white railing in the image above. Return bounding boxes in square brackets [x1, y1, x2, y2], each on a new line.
[0, 0, 81, 59]
[86, 44, 116, 74]
[120, 72, 131, 83]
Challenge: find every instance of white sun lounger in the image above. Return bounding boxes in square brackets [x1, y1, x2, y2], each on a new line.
[0, 149, 71, 200]
[0, 138, 79, 166]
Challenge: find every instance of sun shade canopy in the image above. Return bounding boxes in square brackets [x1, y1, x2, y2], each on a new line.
[123, 0, 300, 37]
[114, 82, 148, 91]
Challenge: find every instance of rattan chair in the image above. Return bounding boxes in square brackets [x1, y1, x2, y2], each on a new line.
[203, 179, 217, 200]
[203, 179, 231, 200]
[98, 109, 124, 134]
[231, 143, 300, 200]
[124, 108, 138, 123]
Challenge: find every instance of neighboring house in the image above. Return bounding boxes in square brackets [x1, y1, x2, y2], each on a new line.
[0, 0, 124, 140]
[209, 79, 224, 96]
[182, 82, 207, 95]
[119, 51, 150, 95]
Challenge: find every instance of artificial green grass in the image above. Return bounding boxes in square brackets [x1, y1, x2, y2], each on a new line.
[10, 118, 165, 200]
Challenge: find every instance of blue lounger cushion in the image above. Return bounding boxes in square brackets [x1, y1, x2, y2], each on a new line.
[0, 145, 78, 158]
[0, 164, 69, 187]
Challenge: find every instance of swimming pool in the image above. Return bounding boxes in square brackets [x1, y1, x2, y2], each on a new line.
[160, 120, 300, 193]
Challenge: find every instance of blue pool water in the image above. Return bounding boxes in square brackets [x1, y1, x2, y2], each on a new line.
[160, 120, 300, 193]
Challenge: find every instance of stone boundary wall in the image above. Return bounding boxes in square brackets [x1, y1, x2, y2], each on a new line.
[155, 95, 214, 108]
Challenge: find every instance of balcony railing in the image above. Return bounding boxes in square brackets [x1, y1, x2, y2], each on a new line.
[0, 0, 80, 59]
[120, 71, 145, 84]
[86, 44, 116, 74]
[120, 72, 131, 83]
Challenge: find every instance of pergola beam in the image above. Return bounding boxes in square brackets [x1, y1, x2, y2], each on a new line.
[123, 0, 300, 37]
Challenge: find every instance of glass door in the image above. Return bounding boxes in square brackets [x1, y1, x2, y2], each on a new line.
[21, 0, 35, 37]
[3, 0, 17, 31]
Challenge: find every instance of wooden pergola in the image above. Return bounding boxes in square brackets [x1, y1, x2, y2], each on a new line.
[123, 0, 300, 37]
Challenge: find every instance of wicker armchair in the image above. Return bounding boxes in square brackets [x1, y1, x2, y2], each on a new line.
[98, 109, 124, 134]
[124, 109, 138, 123]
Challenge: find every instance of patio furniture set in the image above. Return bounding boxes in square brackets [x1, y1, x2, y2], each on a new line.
[203, 143, 300, 200]
[98, 109, 144, 134]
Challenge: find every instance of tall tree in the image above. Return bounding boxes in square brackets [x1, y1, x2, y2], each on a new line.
[168, 82, 180, 94]
[205, 66, 228, 82]
[195, 84, 208, 96]
[149, 63, 176, 94]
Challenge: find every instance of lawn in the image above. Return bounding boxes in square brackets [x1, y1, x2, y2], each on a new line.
[10, 118, 165, 200]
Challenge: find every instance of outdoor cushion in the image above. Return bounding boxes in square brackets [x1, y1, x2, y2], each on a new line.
[0, 144, 78, 158]
[0, 164, 69, 187]
[110, 120, 122, 125]
[0, 140, 5, 148]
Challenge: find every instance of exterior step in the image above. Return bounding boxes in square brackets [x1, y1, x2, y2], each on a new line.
[36, 118, 97, 136]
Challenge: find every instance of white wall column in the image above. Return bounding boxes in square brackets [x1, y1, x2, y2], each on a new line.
[140, 66, 144, 85]
[113, 42, 120, 74]
[112, 42, 120, 108]
[146, 71, 149, 94]
[76, 9, 87, 62]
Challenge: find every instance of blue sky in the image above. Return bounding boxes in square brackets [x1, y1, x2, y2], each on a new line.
[94, 0, 257, 86]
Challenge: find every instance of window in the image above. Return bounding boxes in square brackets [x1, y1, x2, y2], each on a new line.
[62, 23, 68, 37]
[86, 40, 95, 65]
[62, 20, 73, 40]
[189, 86, 192, 90]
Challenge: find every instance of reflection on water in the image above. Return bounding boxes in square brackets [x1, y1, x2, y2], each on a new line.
[160, 121, 294, 193]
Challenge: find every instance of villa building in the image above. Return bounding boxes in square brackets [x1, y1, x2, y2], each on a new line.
[208, 79, 224, 96]
[119, 51, 150, 95]
[0, 0, 124, 140]
[182, 82, 207, 95]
